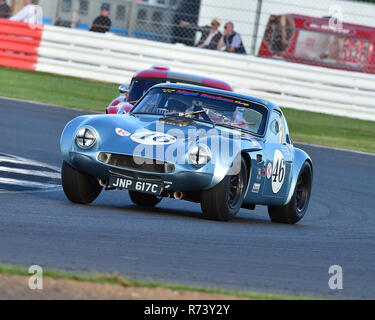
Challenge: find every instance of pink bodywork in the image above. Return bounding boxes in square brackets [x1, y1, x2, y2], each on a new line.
[107, 97, 133, 114]
[106, 66, 233, 114]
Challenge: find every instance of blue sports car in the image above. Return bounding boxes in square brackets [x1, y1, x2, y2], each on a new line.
[60, 83, 313, 224]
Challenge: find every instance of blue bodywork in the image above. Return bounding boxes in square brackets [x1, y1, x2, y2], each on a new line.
[61, 83, 312, 207]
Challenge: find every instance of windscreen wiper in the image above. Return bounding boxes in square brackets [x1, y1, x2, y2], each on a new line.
[214, 122, 255, 134]
[215, 122, 246, 126]
[164, 110, 207, 118]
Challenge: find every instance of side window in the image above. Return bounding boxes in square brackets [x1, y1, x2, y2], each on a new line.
[136, 91, 162, 113]
[282, 116, 292, 144]
[267, 110, 283, 144]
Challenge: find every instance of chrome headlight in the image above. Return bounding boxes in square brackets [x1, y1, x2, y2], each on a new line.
[188, 144, 211, 165]
[75, 127, 97, 149]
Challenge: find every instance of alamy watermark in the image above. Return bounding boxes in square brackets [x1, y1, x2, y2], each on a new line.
[328, 5, 344, 31]
[28, 265, 43, 290]
[328, 265, 343, 290]
[130, 122, 244, 175]
[26, 264, 344, 292]
[27, 5, 44, 30]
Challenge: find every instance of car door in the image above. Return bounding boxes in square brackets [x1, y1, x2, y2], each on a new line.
[262, 110, 293, 202]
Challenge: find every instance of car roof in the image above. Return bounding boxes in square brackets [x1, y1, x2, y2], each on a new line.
[152, 83, 280, 113]
[134, 67, 233, 92]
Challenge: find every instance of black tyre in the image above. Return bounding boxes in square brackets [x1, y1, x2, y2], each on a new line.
[61, 161, 102, 204]
[201, 157, 248, 221]
[128, 190, 162, 207]
[268, 161, 312, 224]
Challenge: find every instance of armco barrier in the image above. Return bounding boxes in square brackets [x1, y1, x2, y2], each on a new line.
[1, 21, 375, 121]
[0, 19, 43, 70]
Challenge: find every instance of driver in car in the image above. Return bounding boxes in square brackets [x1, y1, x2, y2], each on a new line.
[167, 99, 188, 114]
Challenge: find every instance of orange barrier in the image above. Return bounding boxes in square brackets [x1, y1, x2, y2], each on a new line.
[0, 18, 43, 70]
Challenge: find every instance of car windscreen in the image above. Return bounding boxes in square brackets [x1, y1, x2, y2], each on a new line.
[128, 79, 164, 103]
[132, 88, 268, 136]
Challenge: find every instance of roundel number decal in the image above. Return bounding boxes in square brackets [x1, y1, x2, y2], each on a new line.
[272, 149, 286, 194]
[266, 162, 272, 179]
[115, 128, 131, 137]
[130, 131, 176, 145]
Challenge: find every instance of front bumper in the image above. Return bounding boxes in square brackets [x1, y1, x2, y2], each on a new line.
[67, 151, 217, 191]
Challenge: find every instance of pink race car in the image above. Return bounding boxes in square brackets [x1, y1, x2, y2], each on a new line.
[106, 66, 233, 114]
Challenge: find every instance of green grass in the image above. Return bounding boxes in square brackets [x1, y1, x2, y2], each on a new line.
[1, 66, 374, 154]
[283, 108, 375, 154]
[0, 67, 118, 111]
[0, 264, 316, 300]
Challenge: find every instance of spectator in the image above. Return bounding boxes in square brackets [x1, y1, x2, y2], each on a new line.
[171, 0, 200, 46]
[10, 0, 37, 23]
[217, 22, 246, 54]
[0, 0, 11, 19]
[179, 18, 222, 50]
[90, 4, 112, 33]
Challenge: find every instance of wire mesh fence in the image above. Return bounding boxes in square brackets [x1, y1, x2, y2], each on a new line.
[7, 0, 375, 73]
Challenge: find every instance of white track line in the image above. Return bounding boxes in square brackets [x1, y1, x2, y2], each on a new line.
[0, 153, 61, 193]
[0, 177, 60, 189]
[0, 156, 42, 165]
[0, 166, 60, 179]
[0, 186, 62, 195]
[0, 154, 61, 172]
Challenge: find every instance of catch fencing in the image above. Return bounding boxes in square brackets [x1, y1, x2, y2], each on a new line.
[34, 0, 375, 73]
[1, 19, 375, 121]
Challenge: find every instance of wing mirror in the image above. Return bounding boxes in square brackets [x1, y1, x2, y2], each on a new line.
[119, 84, 129, 96]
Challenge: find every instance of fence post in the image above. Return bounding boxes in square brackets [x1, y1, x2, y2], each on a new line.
[51, 0, 60, 25]
[127, 0, 138, 37]
[251, 0, 263, 56]
[71, 0, 80, 28]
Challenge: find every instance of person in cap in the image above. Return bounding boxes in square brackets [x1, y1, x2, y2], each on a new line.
[179, 18, 222, 50]
[0, 0, 11, 19]
[90, 4, 112, 33]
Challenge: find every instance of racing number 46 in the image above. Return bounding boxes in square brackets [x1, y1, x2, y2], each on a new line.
[273, 158, 285, 183]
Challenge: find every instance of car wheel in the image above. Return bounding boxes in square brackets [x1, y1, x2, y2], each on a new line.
[201, 157, 247, 221]
[268, 161, 312, 224]
[61, 161, 102, 204]
[128, 191, 162, 207]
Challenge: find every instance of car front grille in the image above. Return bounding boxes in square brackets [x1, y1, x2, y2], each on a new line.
[109, 168, 162, 181]
[98, 153, 174, 173]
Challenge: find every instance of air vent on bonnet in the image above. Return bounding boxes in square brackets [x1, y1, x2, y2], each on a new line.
[158, 116, 195, 127]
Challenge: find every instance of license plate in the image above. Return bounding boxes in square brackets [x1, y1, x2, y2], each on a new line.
[108, 176, 163, 195]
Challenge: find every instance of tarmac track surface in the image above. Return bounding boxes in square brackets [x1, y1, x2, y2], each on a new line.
[0, 97, 374, 299]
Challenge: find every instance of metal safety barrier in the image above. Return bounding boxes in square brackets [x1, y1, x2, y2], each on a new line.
[0, 18, 43, 70]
